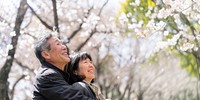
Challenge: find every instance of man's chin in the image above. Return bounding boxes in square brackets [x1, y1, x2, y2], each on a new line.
[65, 58, 70, 63]
[61, 56, 70, 61]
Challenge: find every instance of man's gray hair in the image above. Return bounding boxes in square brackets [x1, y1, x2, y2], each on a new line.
[34, 33, 53, 63]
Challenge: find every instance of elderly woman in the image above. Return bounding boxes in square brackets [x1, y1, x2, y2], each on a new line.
[67, 52, 106, 100]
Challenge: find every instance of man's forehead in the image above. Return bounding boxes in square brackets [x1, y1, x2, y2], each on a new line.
[52, 36, 60, 41]
[54, 38, 61, 42]
[48, 36, 60, 43]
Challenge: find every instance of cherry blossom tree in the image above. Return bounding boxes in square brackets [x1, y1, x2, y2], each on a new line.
[119, 0, 200, 99]
[0, 0, 199, 100]
[0, 0, 122, 99]
[0, 0, 28, 99]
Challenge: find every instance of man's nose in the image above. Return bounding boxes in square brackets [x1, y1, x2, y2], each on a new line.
[62, 44, 67, 49]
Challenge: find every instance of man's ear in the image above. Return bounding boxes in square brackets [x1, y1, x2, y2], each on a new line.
[41, 51, 50, 59]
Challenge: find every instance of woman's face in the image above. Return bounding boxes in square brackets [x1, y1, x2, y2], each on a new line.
[77, 58, 95, 82]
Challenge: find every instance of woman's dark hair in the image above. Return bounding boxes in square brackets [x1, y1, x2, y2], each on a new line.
[67, 52, 94, 84]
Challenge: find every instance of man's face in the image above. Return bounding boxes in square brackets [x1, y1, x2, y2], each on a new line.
[45, 36, 70, 64]
[77, 58, 95, 82]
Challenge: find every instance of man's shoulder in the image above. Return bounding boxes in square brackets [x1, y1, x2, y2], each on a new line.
[34, 65, 66, 85]
[36, 65, 60, 78]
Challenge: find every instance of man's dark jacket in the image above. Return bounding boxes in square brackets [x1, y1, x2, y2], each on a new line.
[32, 62, 95, 100]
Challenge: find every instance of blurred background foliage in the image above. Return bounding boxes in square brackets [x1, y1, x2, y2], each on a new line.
[120, 0, 200, 78]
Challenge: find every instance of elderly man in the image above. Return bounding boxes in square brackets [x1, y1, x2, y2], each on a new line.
[32, 33, 94, 100]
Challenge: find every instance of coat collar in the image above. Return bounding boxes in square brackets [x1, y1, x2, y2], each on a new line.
[42, 61, 69, 82]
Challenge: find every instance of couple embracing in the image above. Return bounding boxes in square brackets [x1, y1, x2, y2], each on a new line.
[32, 33, 107, 100]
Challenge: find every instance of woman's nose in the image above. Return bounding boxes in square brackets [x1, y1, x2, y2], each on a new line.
[89, 63, 95, 69]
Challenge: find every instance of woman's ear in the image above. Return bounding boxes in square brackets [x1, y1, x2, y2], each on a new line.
[41, 51, 50, 59]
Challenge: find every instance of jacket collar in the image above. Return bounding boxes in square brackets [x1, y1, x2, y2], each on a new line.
[42, 61, 69, 82]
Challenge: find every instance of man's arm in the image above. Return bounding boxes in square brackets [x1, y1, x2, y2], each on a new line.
[33, 69, 94, 100]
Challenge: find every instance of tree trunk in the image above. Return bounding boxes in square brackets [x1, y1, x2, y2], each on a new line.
[52, 0, 59, 33]
[0, 0, 27, 99]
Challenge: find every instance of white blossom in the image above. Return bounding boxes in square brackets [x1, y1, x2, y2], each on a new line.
[6, 44, 13, 50]
[180, 42, 194, 51]
[157, 8, 172, 19]
[163, 31, 169, 36]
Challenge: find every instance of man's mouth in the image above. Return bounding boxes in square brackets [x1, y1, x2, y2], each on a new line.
[62, 52, 69, 57]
